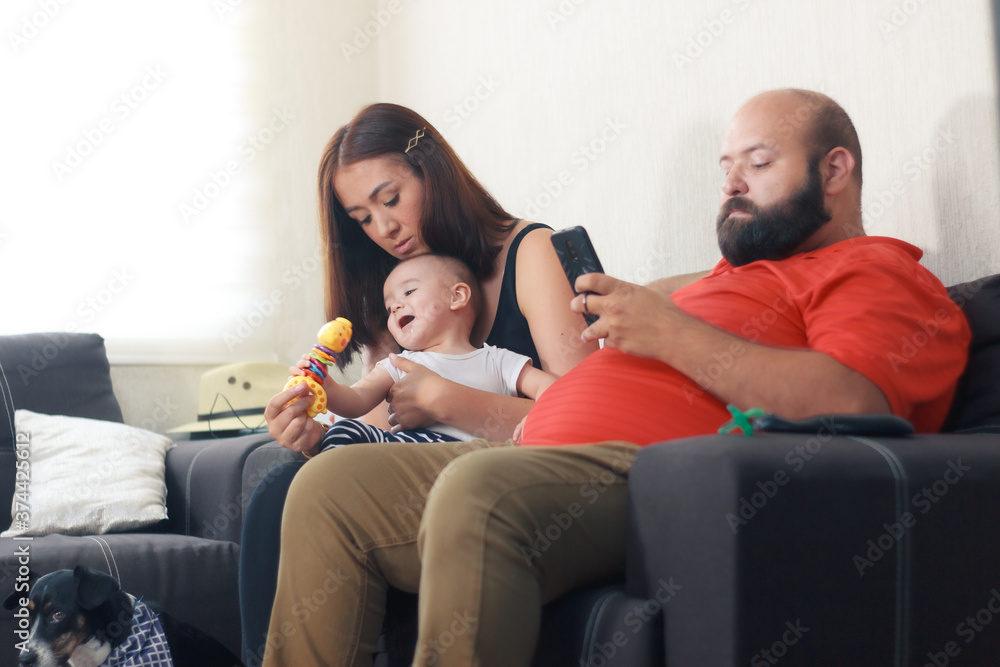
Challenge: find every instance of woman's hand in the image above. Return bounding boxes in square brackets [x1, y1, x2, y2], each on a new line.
[263, 382, 326, 456]
[385, 354, 450, 432]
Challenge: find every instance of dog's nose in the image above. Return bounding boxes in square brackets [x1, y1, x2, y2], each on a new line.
[18, 649, 37, 667]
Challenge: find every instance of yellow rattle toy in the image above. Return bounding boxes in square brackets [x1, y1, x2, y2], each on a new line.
[284, 318, 353, 417]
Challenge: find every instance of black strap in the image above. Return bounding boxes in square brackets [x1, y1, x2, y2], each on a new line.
[485, 222, 552, 368]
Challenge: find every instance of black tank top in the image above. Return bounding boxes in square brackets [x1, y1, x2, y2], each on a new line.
[485, 222, 551, 369]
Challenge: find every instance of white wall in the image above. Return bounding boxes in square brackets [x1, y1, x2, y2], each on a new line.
[377, 0, 1000, 287]
[111, 0, 1000, 430]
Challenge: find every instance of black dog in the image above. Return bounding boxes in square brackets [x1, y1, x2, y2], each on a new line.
[3, 566, 242, 667]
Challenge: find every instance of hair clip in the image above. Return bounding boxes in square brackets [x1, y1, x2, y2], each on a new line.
[405, 128, 426, 153]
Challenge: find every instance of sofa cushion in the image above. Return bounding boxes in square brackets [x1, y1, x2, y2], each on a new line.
[531, 584, 664, 667]
[944, 274, 1000, 432]
[0, 333, 125, 519]
[2, 410, 173, 537]
[377, 585, 663, 667]
[0, 333, 123, 430]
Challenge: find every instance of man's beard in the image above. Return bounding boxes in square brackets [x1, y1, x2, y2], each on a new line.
[716, 158, 832, 267]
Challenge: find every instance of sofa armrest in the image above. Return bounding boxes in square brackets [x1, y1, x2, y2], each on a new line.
[164, 432, 276, 543]
[627, 432, 1000, 666]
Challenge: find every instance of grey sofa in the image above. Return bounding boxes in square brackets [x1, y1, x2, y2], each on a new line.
[0, 333, 272, 666]
[625, 273, 1000, 665]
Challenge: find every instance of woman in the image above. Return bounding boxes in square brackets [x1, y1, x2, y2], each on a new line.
[239, 103, 596, 664]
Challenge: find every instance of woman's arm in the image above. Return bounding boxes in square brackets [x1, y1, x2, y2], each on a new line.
[514, 226, 600, 374]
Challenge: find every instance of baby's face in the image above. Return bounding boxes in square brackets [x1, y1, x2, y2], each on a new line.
[383, 259, 456, 350]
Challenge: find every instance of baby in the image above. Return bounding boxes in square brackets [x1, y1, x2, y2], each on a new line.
[293, 253, 556, 452]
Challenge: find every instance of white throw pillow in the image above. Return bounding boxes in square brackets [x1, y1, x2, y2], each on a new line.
[3, 409, 175, 537]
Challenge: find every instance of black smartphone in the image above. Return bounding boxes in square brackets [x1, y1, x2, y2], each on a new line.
[551, 226, 605, 325]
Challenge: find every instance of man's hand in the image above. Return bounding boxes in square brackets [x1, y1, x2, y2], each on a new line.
[386, 354, 450, 433]
[573, 273, 686, 363]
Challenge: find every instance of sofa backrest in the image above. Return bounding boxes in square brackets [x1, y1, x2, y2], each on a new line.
[944, 274, 1000, 432]
[0, 333, 124, 513]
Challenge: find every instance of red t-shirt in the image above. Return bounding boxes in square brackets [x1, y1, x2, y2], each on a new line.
[521, 236, 970, 446]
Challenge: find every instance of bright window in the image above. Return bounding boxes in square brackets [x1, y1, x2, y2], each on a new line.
[2, 1, 280, 363]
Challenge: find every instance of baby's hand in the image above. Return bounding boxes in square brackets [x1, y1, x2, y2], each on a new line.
[512, 416, 529, 444]
[289, 353, 313, 376]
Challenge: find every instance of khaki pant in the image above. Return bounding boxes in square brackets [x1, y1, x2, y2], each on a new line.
[262, 439, 640, 667]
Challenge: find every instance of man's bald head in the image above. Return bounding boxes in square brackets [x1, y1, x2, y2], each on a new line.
[751, 89, 863, 189]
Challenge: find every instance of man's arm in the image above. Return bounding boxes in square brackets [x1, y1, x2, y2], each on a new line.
[654, 312, 890, 417]
[574, 273, 890, 418]
[646, 270, 712, 296]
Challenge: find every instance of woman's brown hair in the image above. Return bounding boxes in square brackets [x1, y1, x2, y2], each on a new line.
[317, 103, 516, 368]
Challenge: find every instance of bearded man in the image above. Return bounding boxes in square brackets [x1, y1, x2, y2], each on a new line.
[263, 89, 970, 667]
[524, 88, 966, 444]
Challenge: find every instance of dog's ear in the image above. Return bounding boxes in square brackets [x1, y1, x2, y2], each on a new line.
[73, 566, 121, 610]
[2, 570, 38, 610]
[2, 590, 21, 611]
